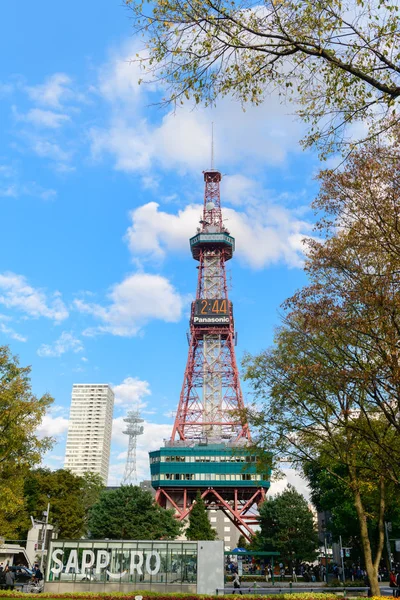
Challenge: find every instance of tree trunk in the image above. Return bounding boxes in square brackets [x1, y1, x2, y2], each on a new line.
[351, 474, 385, 597]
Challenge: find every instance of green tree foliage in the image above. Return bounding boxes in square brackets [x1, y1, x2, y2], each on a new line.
[88, 485, 181, 540]
[23, 469, 104, 539]
[0, 346, 53, 538]
[243, 127, 400, 596]
[125, 0, 400, 156]
[304, 462, 400, 564]
[256, 486, 318, 566]
[186, 491, 216, 541]
[237, 535, 249, 550]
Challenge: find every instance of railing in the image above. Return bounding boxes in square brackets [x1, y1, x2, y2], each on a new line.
[216, 587, 372, 596]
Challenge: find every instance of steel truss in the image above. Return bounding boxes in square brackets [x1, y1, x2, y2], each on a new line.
[155, 487, 266, 542]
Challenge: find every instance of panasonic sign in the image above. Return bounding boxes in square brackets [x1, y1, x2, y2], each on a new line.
[193, 316, 230, 324]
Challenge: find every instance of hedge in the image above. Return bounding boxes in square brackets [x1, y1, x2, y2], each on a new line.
[0, 592, 345, 600]
[0, 592, 385, 600]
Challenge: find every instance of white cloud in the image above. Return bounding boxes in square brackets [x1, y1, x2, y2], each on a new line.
[269, 468, 310, 502]
[98, 44, 146, 105]
[0, 322, 27, 342]
[125, 202, 200, 260]
[0, 165, 15, 178]
[113, 376, 151, 407]
[75, 272, 184, 337]
[30, 138, 71, 163]
[125, 202, 310, 270]
[26, 73, 75, 108]
[90, 118, 152, 173]
[0, 181, 57, 200]
[0, 185, 18, 198]
[91, 40, 304, 175]
[16, 108, 71, 129]
[37, 331, 83, 358]
[0, 165, 57, 200]
[91, 100, 303, 174]
[221, 174, 261, 207]
[36, 414, 69, 439]
[0, 272, 68, 322]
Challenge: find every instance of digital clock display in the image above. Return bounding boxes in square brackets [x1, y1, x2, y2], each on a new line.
[192, 299, 231, 326]
[195, 299, 229, 316]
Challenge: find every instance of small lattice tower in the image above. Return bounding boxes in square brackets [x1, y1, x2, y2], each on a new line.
[150, 166, 270, 541]
[122, 409, 144, 485]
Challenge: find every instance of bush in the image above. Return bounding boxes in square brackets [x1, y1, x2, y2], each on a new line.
[0, 591, 345, 600]
[327, 580, 366, 588]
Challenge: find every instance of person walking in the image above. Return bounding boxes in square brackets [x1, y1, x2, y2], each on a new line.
[265, 565, 269, 583]
[4, 567, 15, 591]
[395, 571, 400, 598]
[389, 570, 397, 596]
[232, 572, 243, 595]
[292, 567, 297, 582]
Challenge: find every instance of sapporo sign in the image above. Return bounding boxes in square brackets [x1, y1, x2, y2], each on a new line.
[50, 547, 161, 579]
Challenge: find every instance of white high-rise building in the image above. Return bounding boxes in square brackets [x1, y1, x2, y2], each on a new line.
[64, 384, 114, 484]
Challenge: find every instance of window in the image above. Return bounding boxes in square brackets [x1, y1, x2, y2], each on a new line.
[224, 526, 230, 532]
[210, 517, 217, 523]
[224, 536, 230, 542]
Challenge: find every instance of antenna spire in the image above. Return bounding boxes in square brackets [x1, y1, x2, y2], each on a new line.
[211, 122, 214, 170]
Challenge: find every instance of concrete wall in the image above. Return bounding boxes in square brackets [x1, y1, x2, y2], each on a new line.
[197, 541, 224, 595]
[45, 582, 197, 594]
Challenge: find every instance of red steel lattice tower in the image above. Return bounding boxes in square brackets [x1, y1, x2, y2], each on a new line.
[150, 168, 270, 541]
[172, 169, 250, 443]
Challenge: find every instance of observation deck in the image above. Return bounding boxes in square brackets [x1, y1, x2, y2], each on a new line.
[190, 232, 235, 261]
[150, 444, 270, 489]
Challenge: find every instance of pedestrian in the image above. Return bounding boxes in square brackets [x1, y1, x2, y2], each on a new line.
[265, 565, 269, 583]
[389, 570, 396, 596]
[4, 567, 15, 591]
[292, 567, 297, 582]
[396, 571, 400, 598]
[232, 572, 242, 595]
[34, 565, 43, 583]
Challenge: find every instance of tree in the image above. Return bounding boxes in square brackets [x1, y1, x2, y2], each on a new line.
[256, 486, 318, 567]
[22, 469, 104, 539]
[244, 318, 393, 594]
[0, 346, 53, 538]
[243, 127, 400, 595]
[304, 461, 400, 567]
[185, 491, 216, 541]
[126, 0, 400, 156]
[237, 534, 249, 550]
[88, 485, 181, 539]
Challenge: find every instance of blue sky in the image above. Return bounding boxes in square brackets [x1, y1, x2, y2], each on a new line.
[0, 0, 321, 492]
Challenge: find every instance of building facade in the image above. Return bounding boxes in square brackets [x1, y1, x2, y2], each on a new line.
[64, 384, 114, 484]
[45, 539, 224, 595]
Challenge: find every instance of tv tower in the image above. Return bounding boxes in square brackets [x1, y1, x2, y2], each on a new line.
[150, 165, 270, 541]
[122, 408, 144, 485]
